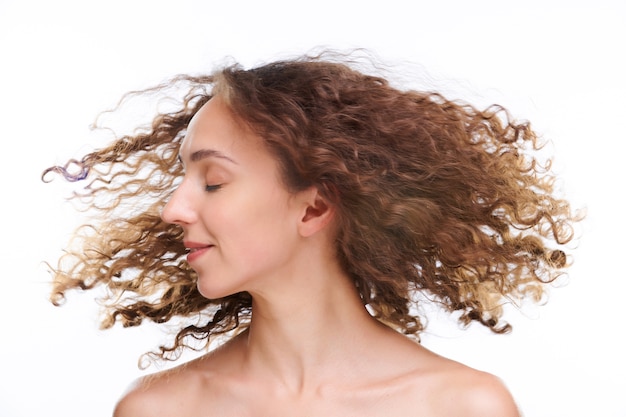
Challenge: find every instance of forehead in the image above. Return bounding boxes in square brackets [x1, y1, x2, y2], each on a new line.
[179, 97, 254, 161]
[177, 97, 285, 182]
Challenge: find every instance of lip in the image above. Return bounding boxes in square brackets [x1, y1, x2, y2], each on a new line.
[184, 241, 214, 263]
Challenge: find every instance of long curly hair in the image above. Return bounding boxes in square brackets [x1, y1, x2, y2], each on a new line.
[43, 51, 579, 366]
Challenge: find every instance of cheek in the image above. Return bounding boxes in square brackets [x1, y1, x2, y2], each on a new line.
[219, 188, 297, 257]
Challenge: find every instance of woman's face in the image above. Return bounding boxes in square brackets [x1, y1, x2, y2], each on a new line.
[161, 97, 306, 299]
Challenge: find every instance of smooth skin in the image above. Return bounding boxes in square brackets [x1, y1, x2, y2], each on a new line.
[113, 97, 520, 417]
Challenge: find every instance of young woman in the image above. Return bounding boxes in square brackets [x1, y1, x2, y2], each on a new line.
[44, 52, 578, 416]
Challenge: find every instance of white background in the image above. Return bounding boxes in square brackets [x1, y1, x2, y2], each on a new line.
[1, 1, 625, 416]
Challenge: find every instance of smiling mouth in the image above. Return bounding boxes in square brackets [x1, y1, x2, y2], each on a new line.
[187, 246, 210, 253]
[184, 244, 214, 262]
[184, 241, 213, 250]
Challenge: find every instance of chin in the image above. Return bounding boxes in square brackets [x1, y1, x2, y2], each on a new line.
[196, 278, 240, 300]
[197, 285, 229, 300]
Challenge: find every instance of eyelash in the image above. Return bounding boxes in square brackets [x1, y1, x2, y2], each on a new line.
[205, 184, 223, 192]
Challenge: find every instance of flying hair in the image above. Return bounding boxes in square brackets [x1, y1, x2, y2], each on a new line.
[43, 50, 581, 367]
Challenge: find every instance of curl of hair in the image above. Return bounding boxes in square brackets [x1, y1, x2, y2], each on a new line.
[43, 51, 580, 366]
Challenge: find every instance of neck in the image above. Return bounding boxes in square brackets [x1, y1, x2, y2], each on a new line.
[240, 260, 383, 394]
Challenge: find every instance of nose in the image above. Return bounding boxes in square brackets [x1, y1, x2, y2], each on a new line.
[161, 181, 197, 226]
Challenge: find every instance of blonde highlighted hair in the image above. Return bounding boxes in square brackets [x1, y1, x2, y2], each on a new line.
[44, 51, 579, 365]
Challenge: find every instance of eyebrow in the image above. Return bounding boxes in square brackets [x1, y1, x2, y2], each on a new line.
[178, 149, 238, 165]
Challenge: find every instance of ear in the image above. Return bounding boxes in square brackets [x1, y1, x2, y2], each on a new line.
[297, 187, 335, 238]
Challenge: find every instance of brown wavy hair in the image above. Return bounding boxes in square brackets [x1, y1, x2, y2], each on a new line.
[43, 51, 579, 366]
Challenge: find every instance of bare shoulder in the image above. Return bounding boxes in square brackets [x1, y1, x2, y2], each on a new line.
[113, 375, 161, 417]
[440, 366, 519, 417]
[408, 351, 520, 417]
[113, 335, 248, 417]
[112, 357, 220, 417]
[113, 368, 188, 417]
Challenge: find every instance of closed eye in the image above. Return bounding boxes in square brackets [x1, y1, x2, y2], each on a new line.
[205, 184, 223, 192]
